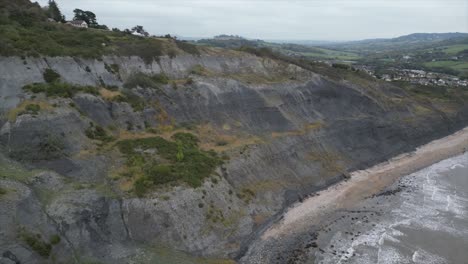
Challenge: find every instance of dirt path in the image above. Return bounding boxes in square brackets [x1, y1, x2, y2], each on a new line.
[262, 127, 468, 239]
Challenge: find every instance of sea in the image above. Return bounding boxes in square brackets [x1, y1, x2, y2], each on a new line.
[311, 152, 468, 264]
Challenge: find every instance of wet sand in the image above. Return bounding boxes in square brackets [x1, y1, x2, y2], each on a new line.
[263, 126, 468, 240]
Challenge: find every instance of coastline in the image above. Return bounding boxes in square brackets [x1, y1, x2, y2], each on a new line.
[262, 126, 468, 239]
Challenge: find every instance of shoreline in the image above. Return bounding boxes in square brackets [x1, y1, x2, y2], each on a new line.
[262, 126, 468, 239]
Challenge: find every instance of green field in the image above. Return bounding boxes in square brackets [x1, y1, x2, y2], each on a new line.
[423, 60, 468, 75]
[437, 44, 468, 55]
[298, 48, 361, 61]
[424, 60, 468, 69]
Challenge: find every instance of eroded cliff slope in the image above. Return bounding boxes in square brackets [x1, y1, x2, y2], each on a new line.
[1, 47, 467, 263]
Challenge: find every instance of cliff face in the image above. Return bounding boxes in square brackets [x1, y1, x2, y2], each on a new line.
[0, 51, 467, 263]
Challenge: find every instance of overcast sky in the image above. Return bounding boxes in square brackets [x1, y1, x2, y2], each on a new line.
[36, 0, 467, 41]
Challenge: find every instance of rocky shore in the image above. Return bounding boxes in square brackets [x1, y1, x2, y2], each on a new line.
[241, 126, 468, 263]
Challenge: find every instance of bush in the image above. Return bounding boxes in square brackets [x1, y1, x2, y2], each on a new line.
[104, 63, 120, 74]
[20, 231, 52, 258]
[332, 63, 352, 70]
[216, 140, 229, 146]
[43, 69, 60, 83]
[38, 135, 66, 160]
[49, 235, 61, 245]
[23, 82, 99, 98]
[117, 134, 222, 195]
[185, 78, 194, 85]
[124, 72, 169, 89]
[190, 65, 210, 76]
[238, 46, 277, 59]
[134, 177, 151, 197]
[20, 104, 41, 116]
[85, 124, 115, 142]
[115, 38, 164, 64]
[172, 132, 199, 147]
[112, 90, 146, 112]
[144, 165, 173, 185]
[175, 40, 200, 55]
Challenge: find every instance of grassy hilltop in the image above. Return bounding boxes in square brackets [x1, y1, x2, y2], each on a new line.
[0, 0, 200, 61]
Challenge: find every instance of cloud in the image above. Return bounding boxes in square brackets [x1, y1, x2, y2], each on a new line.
[36, 0, 467, 40]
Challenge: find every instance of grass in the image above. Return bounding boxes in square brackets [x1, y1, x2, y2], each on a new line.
[0, 2, 200, 62]
[99, 88, 122, 100]
[299, 48, 361, 61]
[423, 60, 468, 75]
[116, 133, 222, 196]
[424, 60, 468, 68]
[175, 40, 200, 56]
[23, 81, 99, 98]
[19, 229, 54, 258]
[271, 121, 325, 138]
[43, 69, 61, 83]
[0, 187, 6, 197]
[7, 100, 54, 122]
[397, 81, 463, 102]
[0, 153, 38, 182]
[437, 44, 468, 55]
[307, 149, 346, 176]
[111, 90, 147, 112]
[123, 72, 170, 91]
[190, 65, 212, 76]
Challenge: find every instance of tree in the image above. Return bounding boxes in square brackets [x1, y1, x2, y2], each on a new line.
[131, 25, 149, 37]
[46, 0, 65, 22]
[73, 8, 97, 27]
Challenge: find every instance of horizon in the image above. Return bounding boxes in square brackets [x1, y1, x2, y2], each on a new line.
[35, 0, 467, 42]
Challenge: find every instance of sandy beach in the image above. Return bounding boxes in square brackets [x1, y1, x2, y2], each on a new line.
[262, 126, 468, 239]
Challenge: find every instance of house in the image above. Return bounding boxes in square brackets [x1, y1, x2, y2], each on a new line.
[132, 31, 145, 37]
[67, 20, 88, 28]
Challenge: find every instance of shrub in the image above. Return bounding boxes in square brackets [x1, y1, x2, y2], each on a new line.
[238, 46, 277, 59]
[332, 63, 352, 70]
[216, 140, 229, 146]
[19, 104, 41, 116]
[123, 72, 169, 89]
[117, 134, 222, 195]
[20, 231, 52, 258]
[112, 90, 146, 112]
[172, 132, 199, 147]
[23, 82, 99, 98]
[104, 63, 120, 74]
[43, 69, 60, 83]
[0, 187, 6, 196]
[85, 124, 115, 142]
[144, 165, 174, 185]
[175, 40, 200, 55]
[185, 78, 194, 85]
[190, 65, 209, 76]
[38, 135, 66, 160]
[134, 177, 151, 197]
[49, 235, 61, 245]
[115, 38, 164, 64]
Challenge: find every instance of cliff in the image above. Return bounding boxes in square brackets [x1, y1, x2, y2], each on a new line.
[1, 48, 467, 263]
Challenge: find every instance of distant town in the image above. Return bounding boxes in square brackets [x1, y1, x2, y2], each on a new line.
[353, 66, 468, 87]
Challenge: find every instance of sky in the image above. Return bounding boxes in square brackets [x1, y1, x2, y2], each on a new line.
[36, 0, 468, 41]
